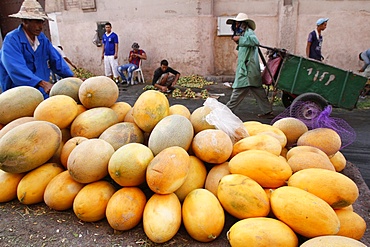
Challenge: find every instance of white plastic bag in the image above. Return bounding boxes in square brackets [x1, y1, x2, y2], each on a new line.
[204, 98, 249, 143]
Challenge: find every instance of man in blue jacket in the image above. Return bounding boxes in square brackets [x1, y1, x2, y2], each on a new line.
[0, 0, 73, 99]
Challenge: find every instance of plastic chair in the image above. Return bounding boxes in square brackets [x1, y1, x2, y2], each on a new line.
[131, 60, 145, 84]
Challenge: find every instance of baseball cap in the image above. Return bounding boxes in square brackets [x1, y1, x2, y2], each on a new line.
[316, 18, 329, 26]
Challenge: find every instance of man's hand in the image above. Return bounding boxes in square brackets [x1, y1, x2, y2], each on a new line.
[38, 80, 53, 94]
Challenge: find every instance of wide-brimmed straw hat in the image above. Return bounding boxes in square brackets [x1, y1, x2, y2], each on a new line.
[9, 0, 53, 21]
[226, 13, 256, 30]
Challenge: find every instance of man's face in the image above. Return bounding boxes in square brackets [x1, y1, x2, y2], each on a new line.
[105, 25, 112, 33]
[23, 19, 44, 37]
[160, 65, 168, 72]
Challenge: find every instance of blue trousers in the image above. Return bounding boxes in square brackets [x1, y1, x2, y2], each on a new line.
[117, 63, 138, 82]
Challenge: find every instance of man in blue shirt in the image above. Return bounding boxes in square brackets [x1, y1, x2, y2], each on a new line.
[101, 22, 119, 83]
[306, 18, 329, 61]
[0, 0, 73, 99]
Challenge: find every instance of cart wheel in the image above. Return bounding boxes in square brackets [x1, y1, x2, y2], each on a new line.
[289, 93, 328, 120]
[281, 92, 295, 108]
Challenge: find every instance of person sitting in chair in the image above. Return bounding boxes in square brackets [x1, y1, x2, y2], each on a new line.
[117, 42, 146, 85]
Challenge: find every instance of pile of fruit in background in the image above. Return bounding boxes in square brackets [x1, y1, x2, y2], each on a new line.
[0, 76, 368, 247]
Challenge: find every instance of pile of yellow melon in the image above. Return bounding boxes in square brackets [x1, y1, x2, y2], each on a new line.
[0, 76, 367, 247]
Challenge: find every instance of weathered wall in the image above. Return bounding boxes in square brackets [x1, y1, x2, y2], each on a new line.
[45, 0, 370, 81]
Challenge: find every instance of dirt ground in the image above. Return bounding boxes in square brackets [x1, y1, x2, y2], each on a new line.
[0, 82, 369, 247]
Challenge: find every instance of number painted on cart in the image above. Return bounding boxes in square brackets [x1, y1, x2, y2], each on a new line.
[307, 68, 336, 85]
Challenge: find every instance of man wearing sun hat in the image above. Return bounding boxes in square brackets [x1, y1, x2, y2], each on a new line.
[306, 18, 329, 61]
[225, 13, 273, 119]
[0, 0, 73, 98]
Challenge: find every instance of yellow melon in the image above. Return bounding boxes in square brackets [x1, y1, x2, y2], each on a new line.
[17, 163, 64, 205]
[335, 209, 366, 240]
[43, 170, 85, 211]
[108, 143, 154, 187]
[174, 156, 207, 201]
[148, 114, 194, 155]
[272, 117, 308, 146]
[67, 139, 115, 184]
[0, 116, 35, 139]
[270, 186, 340, 238]
[49, 77, 83, 103]
[287, 151, 335, 173]
[288, 168, 359, 208]
[99, 122, 144, 150]
[300, 235, 366, 247]
[204, 162, 230, 196]
[33, 95, 78, 129]
[70, 107, 119, 138]
[227, 217, 298, 247]
[133, 90, 170, 133]
[191, 129, 233, 164]
[243, 122, 287, 148]
[0, 121, 62, 173]
[231, 134, 282, 157]
[169, 104, 191, 119]
[0, 170, 25, 203]
[60, 136, 88, 169]
[229, 149, 292, 188]
[286, 145, 328, 160]
[123, 107, 135, 123]
[189, 106, 215, 134]
[76, 104, 87, 116]
[78, 76, 119, 108]
[110, 102, 132, 122]
[73, 180, 116, 222]
[0, 86, 43, 125]
[217, 174, 270, 219]
[297, 127, 342, 157]
[330, 151, 347, 172]
[106, 187, 147, 231]
[143, 193, 181, 243]
[182, 189, 225, 242]
[146, 146, 190, 194]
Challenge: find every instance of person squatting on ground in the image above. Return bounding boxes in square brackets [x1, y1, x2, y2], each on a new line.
[359, 49, 370, 78]
[306, 18, 329, 61]
[152, 59, 181, 93]
[0, 0, 73, 99]
[101, 22, 119, 82]
[117, 42, 147, 85]
[224, 13, 273, 119]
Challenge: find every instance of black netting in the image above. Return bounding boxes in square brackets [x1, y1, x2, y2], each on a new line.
[271, 103, 356, 149]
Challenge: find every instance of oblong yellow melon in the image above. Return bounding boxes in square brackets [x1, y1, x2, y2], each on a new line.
[0, 121, 62, 173]
[335, 209, 366, 240]
[0, 116, 35, 139]
[232, 134, 282, 157]
[243, 122, 287, 148]
[204, 162, 230, 197]
[272, 117, 308, 147]
[189, 106, 215, 134]
[287, 151, 335, 173]
[109, 102, 131, 122]
[169, 104, 191, 119]
[0, 170, 26, 203]
[49, 77, 83, 103]
[300, 235, 366, 247]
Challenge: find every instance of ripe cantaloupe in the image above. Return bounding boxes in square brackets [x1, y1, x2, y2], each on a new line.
[17, 163, 64, 205]
[148, 114, 194, 155]
[60, 136, 88, 169]
[143, 193, 181, 243]
[204, 162, 230, 197]
[99, 122, 144, 150]
[272, 117, 308, 146]
[300, 235, 366, 247]
[169, 104, 191, 119]
[270, 186, 340, 238]
[68, 139, 115, 184]
[287, 151, 335, 173]
[43, 170, 84, 211]
[0, 116, 34, 139]
[70, 107, 119, 138]
[73, 180, 116, 222]
[106, 187, 147, 231]
[78, 76, 119, 108]
[297, 127, 342, 157]
[0, 121, 62, 173]
[0, 86, 43, 125]
[288, 168, 359, 208]
[146, 146, 190, 194]
[133, 90, 169, 133]
[174, 156, 207, 201]
[335, 208, 366, 240]
[231, 134, 282, 157]
[182, 189, 225, 242]
[191, 129, 233, 164]
[49, 77, 83, 103]
[108, 143, 154, 187]
[227, 217, 298, 247]
[189, 106, 215, 134]
[0, 170, 25, 203]
[110, 102, 131, 122]
[33, 95, 78, 129]
[217, 174, 270, 219]
[229, 149, 292, 188]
